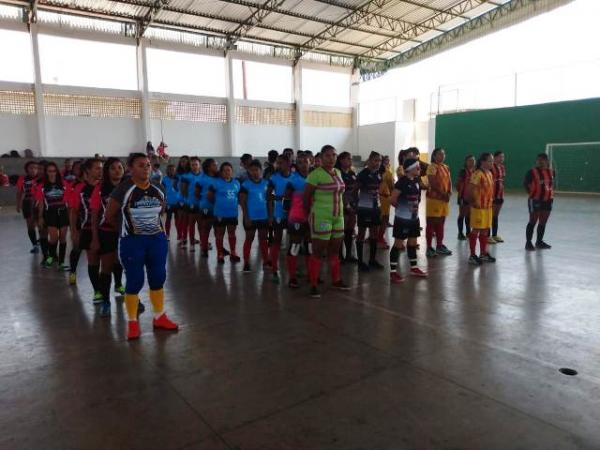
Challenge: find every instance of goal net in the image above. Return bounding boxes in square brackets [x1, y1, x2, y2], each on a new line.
[546, 142, 600, 194]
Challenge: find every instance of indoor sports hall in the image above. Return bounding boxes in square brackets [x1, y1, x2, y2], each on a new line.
[0, 0, 599, 448]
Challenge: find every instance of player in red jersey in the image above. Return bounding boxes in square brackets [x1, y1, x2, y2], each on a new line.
[489, 151, 506, 244]
[524, 153, 554, 251]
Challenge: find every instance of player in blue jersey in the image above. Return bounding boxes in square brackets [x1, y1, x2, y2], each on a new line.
[174, 156, 190, 245]
[161, 164, 179, 240]
[267, 155, 293, 283]
[208, 162, 241, 264]
[197, 158, 218, 258]
[180, 157, 203, 252]
[239, 160, 270, 272]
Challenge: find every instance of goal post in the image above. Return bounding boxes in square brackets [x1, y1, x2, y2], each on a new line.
[545, 142, 600, 194]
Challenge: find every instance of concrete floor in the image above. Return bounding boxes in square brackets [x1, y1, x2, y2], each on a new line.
[1, 193, 599, 450]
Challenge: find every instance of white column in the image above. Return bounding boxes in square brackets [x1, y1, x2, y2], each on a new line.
[350, 67, 360, 156]
[136, 39, 151, 145]
[293, 60, 303, 150]
[29, 23, 47, 156]
[225, 53, 237, 157]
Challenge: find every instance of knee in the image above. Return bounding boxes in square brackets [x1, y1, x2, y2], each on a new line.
[126, 273, 145, 294]
[147, 266, 166, 290]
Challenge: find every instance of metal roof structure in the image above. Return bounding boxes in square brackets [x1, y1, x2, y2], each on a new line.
[1, 0, 571, 74]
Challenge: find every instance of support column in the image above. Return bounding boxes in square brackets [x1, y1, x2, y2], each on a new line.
[136, 38, 151, 145]
[293, 60, 303, 150]
[350, 67, 360, 156]
[29, 23, 47, 156]
[225, 52, 237, 157]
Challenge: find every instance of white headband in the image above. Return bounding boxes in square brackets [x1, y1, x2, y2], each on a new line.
[405, 161, 420, 172]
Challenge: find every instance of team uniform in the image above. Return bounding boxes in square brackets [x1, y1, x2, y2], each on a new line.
[286, 171, 311, 286]
[211, 178, 241, 225]
[340, 169, 358, 261]
[525, 167, 554, 213]
[241, 178, 269, 230]
[16, 175, 39, 220]
[37, 181, 69, 229]
[196, 173, 217, 256]
[468, 168, 496, 265]
[456, 167, 473, 239]
[426, 162, 452, 256]
[356, 168, 383, 228]
[71, 182, 97, 251]
[268, 172, 293, 230]
[110, 178, 176, 340]
[161, 175, 179, 238]
[378, 166, 395, 247]
[491, 163, 506, 206]
[306, 167, 345, 241]
[90, 182, 120, 256]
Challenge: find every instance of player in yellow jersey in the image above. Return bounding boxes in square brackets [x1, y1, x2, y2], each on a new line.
[425, 148, 452, 257]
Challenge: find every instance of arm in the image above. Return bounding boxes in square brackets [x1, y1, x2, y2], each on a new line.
[104, 198, 121, 230]
[207, 186, 215, 203]
[390, 188, 400, 207]
[267, 185, 274, 224]
[37, 195, 45, 229]
[303, 184, 316, 216]
[90, 210, 100, 251]
[523, 170, 532, 194]
[15, 179, 23, 213]
[239, 191, 249, 226]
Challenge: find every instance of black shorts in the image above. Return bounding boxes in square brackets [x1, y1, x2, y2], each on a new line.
[44, 207, 69, 228]
[244, 219, 269, 231]
[357, 208, 382, 228]
[21, 199, 37, 220]
[272, 218, 288, 230]
[199, 208, 214, 219]
[166, 204, 178, 214]
[79, 228, 93, 250]
[528, 198, 553, 213]
[392, 217, 421, 240]
[288, 221, 309, 236]
[457, 197, 469, 207]
[98, 230, 119, 255]
[493, 198, 504, 205]
[215, 217, 238, 227]
[186, 204, 201, 215]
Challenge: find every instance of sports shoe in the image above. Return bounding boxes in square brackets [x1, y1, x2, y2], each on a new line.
[309, 286, 321, 298]
[223, 248, 231, 256]
[536, 241, 552, 250]
[369, 260, 384, 270]
[457, 232, 467, 241]
[525, 241, 535, 251]
[493, 235, 504, 243]
[410, 267, 428, 277]
[114, 285, 125, 296]
[358, 262, 370, 272]
[30, 245, 40, 254]
[42, 257, 54, 268]
[480, 253, 496, 263]
[153, 313, 179, 331]
[59, 264, 70, 272]
[469, 255, 482, 266]
[230, 254, 241, 263]
[127, 321, 140, 340]
[390, 272, 404, 284]
[93, 291, 103, 305]
[435, 245, 452, 256]
[138, 301, 145, 315]
[288, 278, 299, 289]
[68, 272, 77, 285]
[100, 301, 111, 318]
[272, 272, 280, 284]
[332, 280, 351, 291]
[487, 236, 497, 245]
[426, 247, 437, 258]
[243, 263, 251, 273]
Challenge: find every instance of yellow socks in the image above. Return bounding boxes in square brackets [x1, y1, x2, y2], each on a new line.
[124, 294, 139, 321]
[149, 288, 164, 319]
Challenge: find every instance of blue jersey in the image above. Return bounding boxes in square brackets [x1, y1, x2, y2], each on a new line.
[196, 174, 217, 212]
[268, 172, 293, 220]
[175, 172, 188, 204]
[182, 171, 202, 206]
[161, 176, 179, 206]
[241, 178, 269, 221]
[210, 177, 240, 219]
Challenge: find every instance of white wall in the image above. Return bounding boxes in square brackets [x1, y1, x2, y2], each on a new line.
[302, 127, 354, 154]
[357, 122, 396, 160]
[236, 124, 294, 156]
[45, 116, 143, 156]
[150, 119, 227, 156]
[0, 114, 38, 154]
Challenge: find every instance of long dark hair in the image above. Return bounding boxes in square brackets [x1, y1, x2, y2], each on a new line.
[335, 151, 351, 170]
[102, 157, 123, 187]
[44, 162, 63, 186]
[202, 158, 216, 175]
[82, 158, 103, 174]
[477, 152, 492, 170]
[176, 155, 190, 174]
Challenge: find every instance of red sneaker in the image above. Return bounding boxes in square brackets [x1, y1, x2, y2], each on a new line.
[127, 321, 140, 340]
[410, 267, 428, 278]
[153, 313, 179, 331]
[390, 272, 404, 284]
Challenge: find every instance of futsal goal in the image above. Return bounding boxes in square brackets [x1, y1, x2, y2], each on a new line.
[546, 142, 600, 194]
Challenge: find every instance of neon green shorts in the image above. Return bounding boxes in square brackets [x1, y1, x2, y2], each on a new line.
[309, 212, 344, 240]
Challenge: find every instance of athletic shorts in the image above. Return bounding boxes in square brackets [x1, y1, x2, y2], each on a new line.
[392, 217, 421, 240]
[493, 198, 504, 205]
[528, 198, 553, 213]
[165, 204, 178, 214]
[357, 208, 382, 228]
[272, 217, 288, 231]
[79, 228, 93, 250]
[309, 212, 344, 241]
[288, 221, 309, 237]
[244, 219, 269, 231]
[98, 230, 119, 255]
[186, 204, 200, 214]
[457, 197, 469, 207]
[426, 198, 450, 218]
[21, 200, 37, 220]
[44, 207, 69, 229]
[215, 217, 238, 227]
[200, 208, 214, 219]
[470, 207, 493, 230]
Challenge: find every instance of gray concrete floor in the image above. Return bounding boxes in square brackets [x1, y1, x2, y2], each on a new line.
[1, 193, 599, 450]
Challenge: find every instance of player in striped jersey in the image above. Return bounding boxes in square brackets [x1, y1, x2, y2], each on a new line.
[456, 155, 475, 240]
[425, 148, 453, 257]
[16, 161, 41, 254]
[524, 153, 554, 251]
[489, 151, 506, 244]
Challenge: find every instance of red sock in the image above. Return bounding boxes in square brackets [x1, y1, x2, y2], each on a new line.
[435, 222, 445, 247]
[188, 222, 195, 242]
[200, 227, 209, 252]
[287, 255, 298, 278]
[479, 231, 488, 255]
[309, 255, 321, 287]
[175, 218, 182, 240]
[259, 240, 269, 262]
[228, 233, 237, 256]
[243, 239, 252, 263]
[469, 231, 478, 256]
[304, 255, 311, 274]
[270, 245, 280, 273]
[216, 235, 224, 257]
[329, 255, 341, 283]
[426, 219, 434, 249]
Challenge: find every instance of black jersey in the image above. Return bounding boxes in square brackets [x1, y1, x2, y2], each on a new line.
[36, 181, 67, 211]
[394, 176, 420, 220]
[72, 182, 97, 229]
[341, 169, 358, 210]
[357, 168, 382, 210]
[110, 179, 165, 237]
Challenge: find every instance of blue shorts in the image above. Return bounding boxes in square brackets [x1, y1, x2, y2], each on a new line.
[119, 233, 168, 295]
